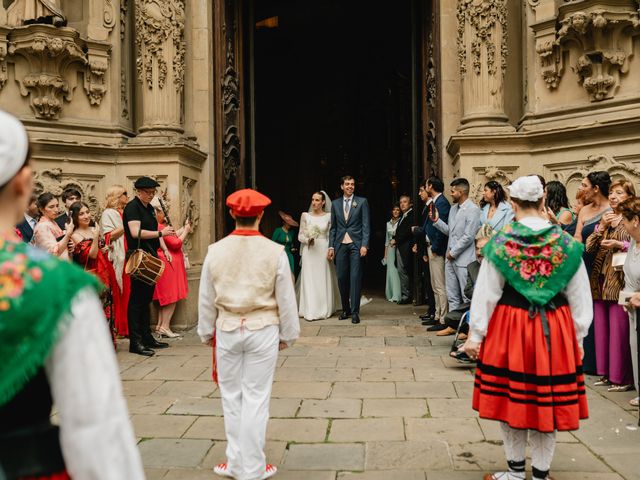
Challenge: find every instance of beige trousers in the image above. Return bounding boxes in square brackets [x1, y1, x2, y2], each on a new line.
[428, 248, 448, 321]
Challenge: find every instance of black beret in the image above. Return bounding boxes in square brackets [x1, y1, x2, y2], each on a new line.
[134, 176, 160, 189]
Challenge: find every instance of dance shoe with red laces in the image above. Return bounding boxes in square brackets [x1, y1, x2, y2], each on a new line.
[214, 462, 278, 479]
[483, 475, 555, 480]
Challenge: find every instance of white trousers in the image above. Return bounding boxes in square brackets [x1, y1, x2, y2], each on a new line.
[445, 259, 469, 311]
[217, 325, 279, 480]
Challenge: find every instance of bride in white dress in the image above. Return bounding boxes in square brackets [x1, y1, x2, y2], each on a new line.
[297, 191, 340, 321]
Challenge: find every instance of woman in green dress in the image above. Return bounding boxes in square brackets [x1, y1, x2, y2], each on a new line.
[272, 211, 299, 273]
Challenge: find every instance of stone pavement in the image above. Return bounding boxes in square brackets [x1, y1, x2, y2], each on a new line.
[116, 298, 640, 480]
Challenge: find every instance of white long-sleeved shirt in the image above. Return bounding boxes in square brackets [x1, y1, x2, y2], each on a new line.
[197, 250, 300, 345]
[469, 217, 593, 345]
[47, 288, 145, 480]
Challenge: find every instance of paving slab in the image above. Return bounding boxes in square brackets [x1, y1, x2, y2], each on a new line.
[331, 381, 396, 399]
[138, 438, 213, 468]
[283, 443, 365, 471]
[336, 356, 391, 368]
[131, 414, 197, 438]
[362, 368, 414, 382]
[339, 471, 425, 480]
[271, 381, 332, 399]
[426, 398, 477, 418]
[330, 417, 405, 442]
[405, 418, 485, 444]
[366, 326, 407, 337]
[275, 367, 361, 382]
[385, 337, 433, 347]
[298, 398, 362, 418]
[340, 336, 386, 347]
[145, 365, 207, 381]
[395, 381, 457, 398]
[126, 395, 176, 414]
[267, 418, 329, 442]
[168, 397, 222, 416]
[296, 336, 341, 346]
[202, 441, 287, 467]
[362, 398, 428, 418]
[152, 380, 217, 398]
[122, 380, 164, 396]
[365, 441, 452, 470]
[183, 416, 226, 440]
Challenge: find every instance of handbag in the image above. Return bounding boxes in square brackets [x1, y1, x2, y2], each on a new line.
[612, 252, 627, 271]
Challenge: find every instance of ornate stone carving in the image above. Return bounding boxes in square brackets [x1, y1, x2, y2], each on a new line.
[532, 1, 640, 101]
[8, 25, 111, 119]
[135, 0, 185, 92]
[120, 0, 128, 41]
[0, 28, 9, 91]
[471, 165, 517, 201]
[221, 8, 241, 182]
[103, 0, 116, 31]
[5, 0, 66, 27]
[424, 5, 441, 176]
[134, 0, 186, 134]
[180, 177, 199, 252]
[456, 0, 512, 132]
[32, 168, 101, 214]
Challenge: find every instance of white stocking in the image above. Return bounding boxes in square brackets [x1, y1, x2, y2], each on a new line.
[529, 430, 556, 479]
[498, 423, 526, 479]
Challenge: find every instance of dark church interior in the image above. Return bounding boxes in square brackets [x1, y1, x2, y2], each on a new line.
[247, 0, 420, 287]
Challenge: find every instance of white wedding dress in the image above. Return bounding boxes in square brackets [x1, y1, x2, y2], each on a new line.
[297, 212, 340, 320]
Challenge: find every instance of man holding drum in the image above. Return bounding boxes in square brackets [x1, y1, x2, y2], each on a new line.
[123, 176, 175, 356]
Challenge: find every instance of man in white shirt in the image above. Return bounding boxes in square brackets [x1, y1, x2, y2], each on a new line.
[198, 188, 300, 480]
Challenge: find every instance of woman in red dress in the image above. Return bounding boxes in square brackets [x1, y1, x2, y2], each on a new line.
[464, 176, 593, 480]
[151, 200, 191, 337]
[69, 202, 122, 347]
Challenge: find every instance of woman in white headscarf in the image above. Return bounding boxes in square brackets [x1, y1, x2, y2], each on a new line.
[297, 191, 340, 320]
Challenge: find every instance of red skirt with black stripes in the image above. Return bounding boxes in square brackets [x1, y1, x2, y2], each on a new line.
[473, 303, 588, 432]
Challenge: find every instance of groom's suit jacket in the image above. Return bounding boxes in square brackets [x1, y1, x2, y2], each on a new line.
[329, 195, 370, 250]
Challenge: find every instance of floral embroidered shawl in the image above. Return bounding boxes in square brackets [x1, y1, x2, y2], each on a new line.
[0, 235, 100, 407]
[482, 222, 584, 306]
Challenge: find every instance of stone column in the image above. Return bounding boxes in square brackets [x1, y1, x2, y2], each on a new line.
[134, 0, 186, 135]
[456, 0, 513, 132]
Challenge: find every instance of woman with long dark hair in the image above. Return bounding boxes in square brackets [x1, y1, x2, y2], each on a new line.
[575, 171, 613, 375]
[32, 192, 74, 260]
[69, 201, 122, 347]
[545, 180, 575, 230]
[479, 181, 514, 232]
[384, 204, 402, 302]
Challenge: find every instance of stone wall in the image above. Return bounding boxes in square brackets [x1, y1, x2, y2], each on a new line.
[0, 0, 214, 329]
[445, 0, 640, 203]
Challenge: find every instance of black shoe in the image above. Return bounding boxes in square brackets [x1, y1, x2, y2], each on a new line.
[339, 312, 352, 320]
[397, 298, 412, 305]
[421, 316, 438, 326]
[427, 323, 448, 332]
[351, 314, 360, 324]
[420, 312, 434, 320]
[144, 339, 170, 349]
[129, 344, 155, 356]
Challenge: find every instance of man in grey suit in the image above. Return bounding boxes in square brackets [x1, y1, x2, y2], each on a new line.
[430, 178, 481, 311]
[328, 175, 370, 324]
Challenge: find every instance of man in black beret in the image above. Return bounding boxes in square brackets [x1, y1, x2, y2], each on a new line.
[123, 176, 176, 355]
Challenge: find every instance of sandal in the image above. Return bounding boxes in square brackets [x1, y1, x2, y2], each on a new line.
[261, 464, 277, 480]
[630, 397, 639, 407]
[608, 384, 633, 392]
[213, 463, 233, 478]
[594, 376, 610, 387]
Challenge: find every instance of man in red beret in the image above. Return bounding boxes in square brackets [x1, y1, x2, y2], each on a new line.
[197, 188, 300, 480]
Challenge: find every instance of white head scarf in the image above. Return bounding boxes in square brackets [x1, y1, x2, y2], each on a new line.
[507, 175, 544, 202]
[0, 111, 29, 188]
[308, 190, 332, 214]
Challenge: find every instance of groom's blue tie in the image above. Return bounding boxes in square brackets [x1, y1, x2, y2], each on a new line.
[344, 198, 351, 219]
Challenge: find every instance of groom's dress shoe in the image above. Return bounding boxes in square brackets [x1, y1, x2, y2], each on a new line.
[339, 312, 352, 320]
[351, 314, 360, 324]
[397, 298, 412, 305]
[129, 344, 155, 356]
[144, 339, 170, 349]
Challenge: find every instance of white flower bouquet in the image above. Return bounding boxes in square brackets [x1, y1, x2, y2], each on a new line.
[305, 225, 321, 241]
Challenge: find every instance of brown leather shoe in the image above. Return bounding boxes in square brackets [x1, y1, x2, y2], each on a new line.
[436, 326, 457, 336]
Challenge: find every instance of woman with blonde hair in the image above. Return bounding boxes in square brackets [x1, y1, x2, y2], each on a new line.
[101, 184, 130, 336]
[586, 179, 635, 391]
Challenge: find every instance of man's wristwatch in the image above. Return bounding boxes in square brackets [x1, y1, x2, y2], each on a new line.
[158, 230, 163, 238]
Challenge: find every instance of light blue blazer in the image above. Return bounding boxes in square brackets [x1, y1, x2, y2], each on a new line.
[480, 202, 514, 233]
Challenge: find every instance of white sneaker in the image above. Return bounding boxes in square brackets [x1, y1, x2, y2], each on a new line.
[261, 464, 277, 480]
[214, 463, 234, 478]
[630, 396, 639, 407]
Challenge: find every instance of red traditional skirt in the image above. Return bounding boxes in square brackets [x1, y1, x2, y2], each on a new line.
[473, 303, 588, 432]
[20, 472, 70, 480]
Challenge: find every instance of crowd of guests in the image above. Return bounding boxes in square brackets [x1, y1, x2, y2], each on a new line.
[383, 173, 639, 408]
[15, 180, 191, 355]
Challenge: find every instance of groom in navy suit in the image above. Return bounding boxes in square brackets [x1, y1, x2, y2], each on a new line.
[328, 176, 370, 324]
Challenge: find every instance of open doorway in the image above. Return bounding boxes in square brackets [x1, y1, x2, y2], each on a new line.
[245, 0, 422, 290]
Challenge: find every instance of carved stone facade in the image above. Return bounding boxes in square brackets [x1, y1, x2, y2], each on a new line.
[1, 0, 640, 328]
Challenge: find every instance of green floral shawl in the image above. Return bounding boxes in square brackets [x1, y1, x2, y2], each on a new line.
[0, 236, 101, 407]
[482, 222, 584, 306]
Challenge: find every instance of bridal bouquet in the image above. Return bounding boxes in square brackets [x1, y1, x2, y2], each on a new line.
[305, 225, 321, 241]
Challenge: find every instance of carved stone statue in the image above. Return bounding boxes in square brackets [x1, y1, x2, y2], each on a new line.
[6, 0, 66, 27]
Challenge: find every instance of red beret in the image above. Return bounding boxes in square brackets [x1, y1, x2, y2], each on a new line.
[226, 188, 271, 217]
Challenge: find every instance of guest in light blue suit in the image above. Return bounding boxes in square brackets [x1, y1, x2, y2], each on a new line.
[479, 181, 514, 233]
[328, 176, 370, 324]
[431, 178, 481, 312]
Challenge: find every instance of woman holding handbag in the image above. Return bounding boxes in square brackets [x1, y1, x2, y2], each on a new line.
[586, 179, 635, 392]
[69, 202, 122, 348]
